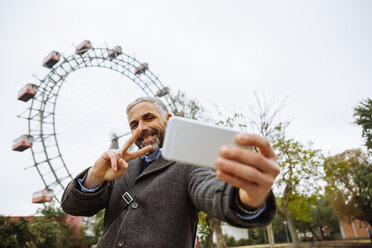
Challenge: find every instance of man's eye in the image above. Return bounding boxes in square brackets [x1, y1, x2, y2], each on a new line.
[130, 123, 138, 129]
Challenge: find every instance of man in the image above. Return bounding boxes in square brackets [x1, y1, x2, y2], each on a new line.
[62, 97, 280, 247]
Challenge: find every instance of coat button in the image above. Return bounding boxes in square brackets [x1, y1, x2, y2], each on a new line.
[131, 202, 138, 209]
[117, 239, 124, 247]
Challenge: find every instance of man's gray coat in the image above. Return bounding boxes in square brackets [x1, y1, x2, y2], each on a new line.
[61, 156, 276, 248]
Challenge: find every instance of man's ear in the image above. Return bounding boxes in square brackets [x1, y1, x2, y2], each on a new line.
[166, 113, 172, 121]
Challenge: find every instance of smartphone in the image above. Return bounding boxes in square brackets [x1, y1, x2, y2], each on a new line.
[162, 116, 249, 169]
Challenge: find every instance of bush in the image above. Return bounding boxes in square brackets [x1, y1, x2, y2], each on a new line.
[224, 235, 255, 247]
[0, 204, 87, 248]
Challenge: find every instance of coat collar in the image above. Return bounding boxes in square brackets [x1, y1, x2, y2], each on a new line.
[124, 156, 175, 187]
[135, 155, 175, 184]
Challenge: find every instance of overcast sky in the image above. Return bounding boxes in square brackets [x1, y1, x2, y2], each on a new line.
[0, 0, 371, 216]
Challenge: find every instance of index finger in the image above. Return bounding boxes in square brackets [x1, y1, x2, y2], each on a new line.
[236, 133, 276, 159]
[120, 128, 142, 153]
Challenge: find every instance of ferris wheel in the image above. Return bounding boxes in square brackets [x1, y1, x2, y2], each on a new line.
[13, 40, 175, 203]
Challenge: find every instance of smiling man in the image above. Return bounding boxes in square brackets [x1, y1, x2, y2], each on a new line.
[129, 100, 169, 153]
[61, 96, 280, 248]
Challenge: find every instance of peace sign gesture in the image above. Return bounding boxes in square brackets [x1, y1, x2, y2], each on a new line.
[82, 128, 152, 189]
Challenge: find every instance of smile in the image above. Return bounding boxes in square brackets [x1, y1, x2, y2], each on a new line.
[142, 134, 155, 143]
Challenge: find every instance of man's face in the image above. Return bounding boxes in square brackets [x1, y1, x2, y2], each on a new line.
[128, 101, 167, 153]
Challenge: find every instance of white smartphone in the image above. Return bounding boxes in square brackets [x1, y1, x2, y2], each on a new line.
[162, 116, 249, 169]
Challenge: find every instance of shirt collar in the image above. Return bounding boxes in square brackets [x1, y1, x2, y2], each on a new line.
[141, 148, 162, 163]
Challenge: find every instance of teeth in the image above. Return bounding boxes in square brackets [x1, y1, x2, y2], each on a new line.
[143, 135, 153, 142]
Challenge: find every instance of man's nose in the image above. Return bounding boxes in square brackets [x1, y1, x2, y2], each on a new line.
[138, 121, 148, 131]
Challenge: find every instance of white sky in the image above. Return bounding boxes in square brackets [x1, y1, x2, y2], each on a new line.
[0, 0, 371, 216]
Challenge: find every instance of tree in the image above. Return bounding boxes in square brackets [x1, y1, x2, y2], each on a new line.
[197, 211, 214, 248]
[31, 203, 86, 248]
[28, 217, 61, 248]
[218, 93, 323, 248]
[324, 148, 372, 227]
[353, 98, 372, 153]
[216, 93, 285, 248]
[271, 211, 289, 243]
[0, 204, 86, 248]
[0, 217, 34, 248]
[354, 163, 372, 226]
[303, 196, 339, 241]
[170, 90, 206, 121]
[274, 131, 323, 247]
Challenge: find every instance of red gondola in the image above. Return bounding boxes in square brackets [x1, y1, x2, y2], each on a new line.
[135, 63, 148, 75]
[32, 188, 53, 203]
[108, 46, 122, 58]
[156, 87, 170, 97]
[42, 51, 61, 68]
[12, 135, 34, 152]
[17, 83, 38, 102]
[76, 40, 92, 55]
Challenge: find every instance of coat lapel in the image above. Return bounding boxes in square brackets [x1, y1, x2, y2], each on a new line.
[114, 156, 175, 218]
[134, 155, 175, 184]
[123, 157, 142, 188]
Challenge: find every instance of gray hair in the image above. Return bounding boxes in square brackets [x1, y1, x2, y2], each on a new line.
[126, 96, 169, 120]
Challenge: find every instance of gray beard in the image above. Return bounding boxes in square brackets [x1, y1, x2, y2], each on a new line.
[136, 122, 166, 155]
[138, 136, 161, 155]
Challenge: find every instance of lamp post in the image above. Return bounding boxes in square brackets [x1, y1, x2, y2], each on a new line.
[283, 221, 290, 243]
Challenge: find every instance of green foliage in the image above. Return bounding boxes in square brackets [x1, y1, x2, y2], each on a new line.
[224, 234, 254, 246]
[353, 98, 372, 153]
[324, 148, 372, 226]
[272, 213, 291, 242]
[250, 227, 266, 244]
[224, 234, 237, 246]
[294, 196, 340, 241]
[0, 217, 34, 248]
[353, 162, 372, 226]
[0, 204, 87, 248]
[287, 194, 317, 223]
[215, 94, 323, 222]
[58, 223, 86, 248]
[33, 203, 86, 248]
[90, 209, 105, 244]
[310, 197, 339, 233]
[273, 127, 323, 222]
[36, 203, 66, 221]
[218, 94, 324, 247]
[28, 217, 61, 248]
[197, 211, 210, 247]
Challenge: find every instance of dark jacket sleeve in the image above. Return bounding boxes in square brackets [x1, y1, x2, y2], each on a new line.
[187, 166, 276, 228]
[61, 168, 112, 217]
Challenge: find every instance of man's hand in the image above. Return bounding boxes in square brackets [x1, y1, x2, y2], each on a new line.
[216, 133, 280, 209]
[83, 128, 152, 189]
